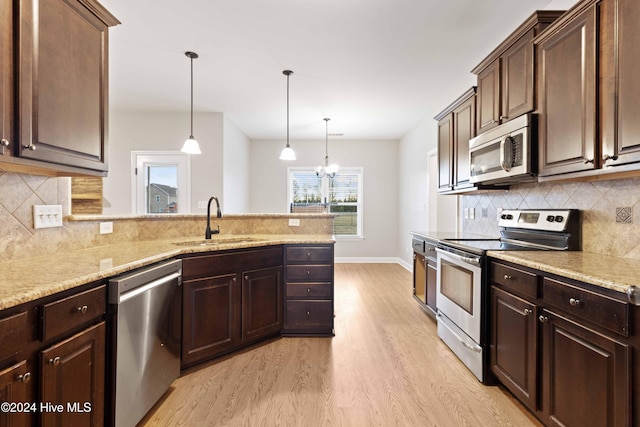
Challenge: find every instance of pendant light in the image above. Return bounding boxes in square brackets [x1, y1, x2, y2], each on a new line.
[181, 51, 201, 154]
[315, 118, 339, 178]
[279, 70, 296, 160]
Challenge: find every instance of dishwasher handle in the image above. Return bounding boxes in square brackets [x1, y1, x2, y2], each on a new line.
[109, 259, 182, 304]
[116, 271, 181, 304]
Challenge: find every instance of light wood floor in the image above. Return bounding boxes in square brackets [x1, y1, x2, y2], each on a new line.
[140, 263, 542, 426]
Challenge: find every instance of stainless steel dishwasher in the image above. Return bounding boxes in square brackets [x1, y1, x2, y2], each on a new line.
[108, 259, 182, 427]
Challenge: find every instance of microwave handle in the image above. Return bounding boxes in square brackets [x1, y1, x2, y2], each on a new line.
[500, 136, 514, 172]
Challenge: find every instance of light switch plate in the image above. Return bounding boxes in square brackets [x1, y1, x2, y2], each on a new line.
[33, 205, 63, 229]
[100, 222, 113, 234]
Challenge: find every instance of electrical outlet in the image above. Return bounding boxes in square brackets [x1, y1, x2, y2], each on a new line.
[100, 222, 113, 234]
[288, 218, 300, 226]
[33, 205, 63, 229]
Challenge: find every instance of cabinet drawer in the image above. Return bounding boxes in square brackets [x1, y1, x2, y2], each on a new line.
[286, 265, 333, 282]
[286, 246, 333, 263]
[412, 238, 425, 254]
[41, 285, 106, 341]
[183, 247, 282, 279]
[285, 300, 333, 329]
[542, 278, 629, 336]
[0, 311, 29, 362]
[491, 263, 538, 299]
[286, 283, 333, 299]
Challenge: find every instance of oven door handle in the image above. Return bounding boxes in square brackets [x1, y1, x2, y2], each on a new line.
[436, 247, 481, 266]
[437, 313, 482, 353]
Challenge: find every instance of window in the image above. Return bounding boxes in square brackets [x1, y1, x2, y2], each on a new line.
[288, 167, 363, 238]
[131, 151, 191, 214]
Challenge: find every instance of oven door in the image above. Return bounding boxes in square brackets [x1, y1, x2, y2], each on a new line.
[435, 247, 482, 343]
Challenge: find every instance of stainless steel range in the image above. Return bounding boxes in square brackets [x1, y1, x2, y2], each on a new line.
[435, 209, 580, 383]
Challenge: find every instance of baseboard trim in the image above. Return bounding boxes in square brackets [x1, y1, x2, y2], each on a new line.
[335, 257, 400, 264]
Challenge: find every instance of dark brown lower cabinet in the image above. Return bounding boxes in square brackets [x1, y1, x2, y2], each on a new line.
[181, 247, 284, 368]
[490, 260, 634, 426]
[40, 322, 105, 427]
[491, 286, 537, 410]
[0, 361, 30, 427]
[541, 310, 630, 427]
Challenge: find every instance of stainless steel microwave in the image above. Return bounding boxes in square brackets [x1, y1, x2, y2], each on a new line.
[469, 113, 536, 184]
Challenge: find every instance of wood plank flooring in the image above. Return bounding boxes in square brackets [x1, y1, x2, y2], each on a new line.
[140, 263, 542, 426]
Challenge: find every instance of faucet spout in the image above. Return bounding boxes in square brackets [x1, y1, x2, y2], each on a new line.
[205, 196, 222, 239]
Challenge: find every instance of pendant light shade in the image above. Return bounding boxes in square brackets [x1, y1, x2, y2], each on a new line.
[279, 70, 296, 160]
[181, 51, 202, 154]
[316, 118, 339, 178]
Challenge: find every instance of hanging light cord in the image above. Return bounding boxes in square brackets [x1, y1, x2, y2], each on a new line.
[286, 72, 290, 147]
[189, 54, 194, 138]
[324, 118, 330, 166]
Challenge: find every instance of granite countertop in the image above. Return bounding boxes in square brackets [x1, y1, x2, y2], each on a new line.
[488, 251, 639, 296]
[0, 234, 335, 311]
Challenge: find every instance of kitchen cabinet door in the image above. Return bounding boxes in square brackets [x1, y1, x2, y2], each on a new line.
[501, 29, 534, 122]
[452, 92, 475, 189]
[182, 273, 241, 367]
[242, 266, 283, 342]
[490, 286, 537, 411]
[17, 0, 118, 173]
[600, 0, 640, 167]
[437, 113, 454, 192]
[0, 0, 13, 158]
[476, 59, 501, 135]
[0, 361, 31, 427]
[540, 309, 630, 427]
[40, 322, 105, 427]
[537, 5, 598, 177]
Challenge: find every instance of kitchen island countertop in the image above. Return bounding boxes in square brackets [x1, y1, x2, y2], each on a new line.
[0, 234, 335, 311]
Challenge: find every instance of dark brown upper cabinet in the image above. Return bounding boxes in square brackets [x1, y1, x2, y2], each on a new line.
[536, 3, 598, 177]
[13, 0, 119, 176]
[0, 0, 14, 158]
[435, 87, 476, 193]
[472, 11, 563, 135]
[600, 0, 640, 168]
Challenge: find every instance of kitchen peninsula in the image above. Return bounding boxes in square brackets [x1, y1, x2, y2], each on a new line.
[0, 213, 335, 426]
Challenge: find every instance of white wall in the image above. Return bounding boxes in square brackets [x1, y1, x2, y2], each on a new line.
[397, 116, 435, 266]
[249, 138, 399, 259]
[105, 111, 224, 214]
[222, 116, 250, 213]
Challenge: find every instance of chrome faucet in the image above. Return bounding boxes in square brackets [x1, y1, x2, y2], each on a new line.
[205, 196, 222, 239]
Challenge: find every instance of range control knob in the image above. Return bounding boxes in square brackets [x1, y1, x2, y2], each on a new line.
[554, 215, 564, 223]
[546, 215, 555, 222]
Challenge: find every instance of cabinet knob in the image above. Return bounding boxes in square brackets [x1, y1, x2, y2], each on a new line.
[16, 372, 31, 383]
[307, 288, 311, 295]
[23, 143, 36, 151]
[0, 138, 9, 147]
[49, 357, 61, 366]
[538, 315, 548, 323]
[77, 305, 88, 314]
[245, 275, 249, 280]
[603, 154, 618, 161]
[523, 308, 532, 315]
[569, 298, 580, 307]
[504, 274, 512, 280]
[306, 270, 311, 276]
[307, 252, 311, 257]
[306, 310, 311, 316]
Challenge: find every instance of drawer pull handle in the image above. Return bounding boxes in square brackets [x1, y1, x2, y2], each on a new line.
[569, 298, 580, 307]
[307, 288, 311, 295]
[49, 357, 61, 367]
[539, 315, 548, 323]
[307, 252, 311, 257]
[23, 143, 36, 151]
[307, 270, 311, 276]
[77, 305, 88, 314]
[523, 308, 532, 315]
[504, 275, 512, 280]
[17, 372, 31, 383]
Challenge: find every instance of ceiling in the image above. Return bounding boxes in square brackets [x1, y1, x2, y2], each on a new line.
[101, 0, 576, 140]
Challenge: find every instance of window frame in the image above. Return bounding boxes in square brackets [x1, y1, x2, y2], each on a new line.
[131, 151, 192, 215]
[287, 166, 364, 239]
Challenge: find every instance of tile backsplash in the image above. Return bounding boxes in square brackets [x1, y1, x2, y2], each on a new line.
[0, 171, 333, 262]
[462, 177, 640, 259]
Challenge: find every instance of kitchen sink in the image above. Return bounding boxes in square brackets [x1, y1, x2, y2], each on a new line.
[172, 237, 266, 246]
